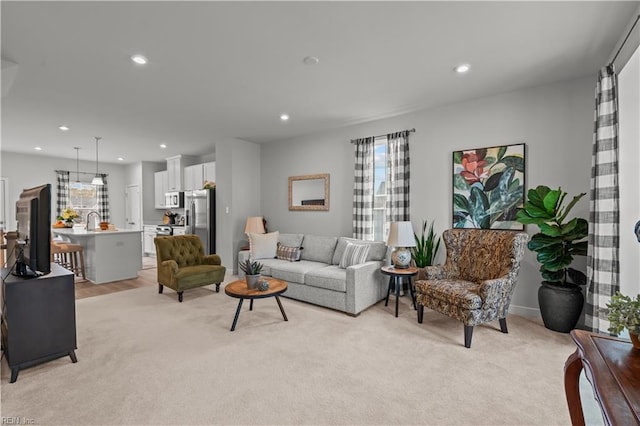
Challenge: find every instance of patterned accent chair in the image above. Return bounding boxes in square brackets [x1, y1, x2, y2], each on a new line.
[154, 235, 226, 302]
[414, 229, 529, 348]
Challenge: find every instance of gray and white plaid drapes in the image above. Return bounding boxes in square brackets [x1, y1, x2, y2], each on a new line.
[56, 170, 70, 218]
[386, 130, 411, 223]
[55, 170, 110, 222]
[352, 137, 375, 240]
[586, 65, 620, 334]
[96, 174, 110, 222]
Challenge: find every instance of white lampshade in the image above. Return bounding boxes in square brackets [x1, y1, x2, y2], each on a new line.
[387, 221, 416, 247]
[244, 216, 265, 234]
[91, 175, 104, 186]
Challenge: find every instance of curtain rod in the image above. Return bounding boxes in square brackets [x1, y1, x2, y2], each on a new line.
[610, 14, 640, 67]
[350, 128, 415, 144]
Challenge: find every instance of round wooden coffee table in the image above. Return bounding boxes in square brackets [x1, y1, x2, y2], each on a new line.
[224, 278, 288, 331]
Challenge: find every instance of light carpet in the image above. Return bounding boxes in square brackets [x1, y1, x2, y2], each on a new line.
[1, 279, 588, 425]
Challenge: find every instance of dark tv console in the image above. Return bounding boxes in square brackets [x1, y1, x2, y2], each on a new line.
[1, 263, 77, 383]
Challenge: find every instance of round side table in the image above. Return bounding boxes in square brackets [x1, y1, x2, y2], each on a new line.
[381, 266, 418, 318]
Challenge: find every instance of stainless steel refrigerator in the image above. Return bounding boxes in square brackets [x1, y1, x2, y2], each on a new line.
[184, 188, 216, 254]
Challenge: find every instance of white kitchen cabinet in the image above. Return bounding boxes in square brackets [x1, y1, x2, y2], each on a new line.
[183, 164, 204, 191]
[166, 155, 197, 191]
[166, 156, 181, 191]
[143, 226, 157, 256]
[203, 161, 216, 183]
[154, 170, 168, 209]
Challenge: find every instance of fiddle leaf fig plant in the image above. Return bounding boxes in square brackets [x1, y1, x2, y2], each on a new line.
[516, 185, 588, 286]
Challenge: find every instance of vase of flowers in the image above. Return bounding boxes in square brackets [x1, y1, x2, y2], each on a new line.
[606, 292, 640, 350]
[58, 207, 80, 227]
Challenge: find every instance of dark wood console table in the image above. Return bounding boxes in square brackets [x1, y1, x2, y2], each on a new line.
[1, 263, 77, 383]
[564, 329, 640, 425]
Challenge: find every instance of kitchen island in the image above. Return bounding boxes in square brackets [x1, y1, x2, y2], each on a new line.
[52, 228, 142, 284]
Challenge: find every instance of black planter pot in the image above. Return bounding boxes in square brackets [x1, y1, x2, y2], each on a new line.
[538, 281, 584, 333]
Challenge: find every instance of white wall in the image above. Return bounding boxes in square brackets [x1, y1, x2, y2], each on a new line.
[618, 45, 640, 296]
[0, 151, 128, 229]
[212, 137, 261, 273]
[261, 76, 596, 315]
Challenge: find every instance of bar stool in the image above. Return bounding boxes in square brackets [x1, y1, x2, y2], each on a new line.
[51, 241, 86, 280]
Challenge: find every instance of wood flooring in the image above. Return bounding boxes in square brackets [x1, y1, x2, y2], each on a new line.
[74, 259, 157, 300]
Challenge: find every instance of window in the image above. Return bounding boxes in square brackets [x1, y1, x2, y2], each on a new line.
[373, 136, 388, 241]
[68, 181, 99, 222]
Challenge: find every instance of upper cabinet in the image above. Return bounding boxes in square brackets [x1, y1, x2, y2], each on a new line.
[154, 170, 168, 209]
[203, 162, 216, 183]
[166, 155, 196, 191]
[183, 161, 216, 190]
[183, 164, 204, 191]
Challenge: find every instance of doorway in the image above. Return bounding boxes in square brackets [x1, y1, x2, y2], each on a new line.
[125, 184, 141, 230]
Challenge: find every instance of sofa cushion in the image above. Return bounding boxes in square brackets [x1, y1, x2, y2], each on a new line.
[270, 260, 328, 283]
[277, 242, 303, 262]
[249, 231, 279, 260]
[254, 258, 285, 277]
[300, 235, 338, 264]
[339, 242, 370, 268]
[278, 233, 305, 247]
[332, 237, 387, 265]
[304, 265, 348, 293]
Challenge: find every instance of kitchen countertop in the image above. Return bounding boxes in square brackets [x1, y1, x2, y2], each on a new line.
[52, 228, 142, 236]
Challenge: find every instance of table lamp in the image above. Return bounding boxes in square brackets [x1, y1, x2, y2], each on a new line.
[387, 221, 416, 269]
[244, 216, 266, 235]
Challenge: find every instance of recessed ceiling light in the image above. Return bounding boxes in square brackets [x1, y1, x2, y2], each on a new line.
[455, 64, 471, 74]
[34, 146, 42, 151]
[303, 56, 320, 66]
[280, 114, 290, 121]
[131, 54, 148, 65]
[160, 144, 167, 149]
[58, 125, 70, 131]
[117, 157, 124, 161]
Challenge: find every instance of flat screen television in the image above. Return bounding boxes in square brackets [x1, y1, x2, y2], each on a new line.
[14, 183, 51, 277]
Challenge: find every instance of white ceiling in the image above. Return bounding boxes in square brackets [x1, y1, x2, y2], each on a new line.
[1, 1, 637, 164]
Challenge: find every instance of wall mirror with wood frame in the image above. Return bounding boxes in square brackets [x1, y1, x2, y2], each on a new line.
[288, 174, 330, 211]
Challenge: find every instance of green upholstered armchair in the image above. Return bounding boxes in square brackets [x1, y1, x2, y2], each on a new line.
[154, 235, 226, 302]
[414, 229, 529, 348]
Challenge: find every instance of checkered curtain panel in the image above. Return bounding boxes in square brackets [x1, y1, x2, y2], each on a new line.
[96, 174, 110, 222]
[586, 65, 620, 334]
[385, 130, 411, 223]
[55, 170, 70, 218]
[352, 137, 375, 240]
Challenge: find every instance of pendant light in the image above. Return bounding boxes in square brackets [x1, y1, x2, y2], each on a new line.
[73, 147, 80, 183]
[91, 136, 104, 186]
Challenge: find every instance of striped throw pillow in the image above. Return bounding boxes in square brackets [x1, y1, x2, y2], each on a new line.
[276, 242, 303, 262]
[339, 242, 370, 268]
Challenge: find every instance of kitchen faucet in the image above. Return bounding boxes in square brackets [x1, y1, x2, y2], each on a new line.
[86, 211, 101, 231]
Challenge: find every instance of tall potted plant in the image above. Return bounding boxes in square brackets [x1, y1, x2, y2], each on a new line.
[516, 185, 588, 332]
[411, 220, 441, 280]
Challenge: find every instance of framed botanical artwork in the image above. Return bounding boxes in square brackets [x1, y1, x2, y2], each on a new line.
[452, 143, 525, 230]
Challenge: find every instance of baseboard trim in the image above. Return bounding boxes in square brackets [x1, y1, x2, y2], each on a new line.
[510, 304, 540, 319]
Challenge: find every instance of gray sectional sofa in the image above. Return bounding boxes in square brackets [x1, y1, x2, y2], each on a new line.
[238, 233, 388, 316]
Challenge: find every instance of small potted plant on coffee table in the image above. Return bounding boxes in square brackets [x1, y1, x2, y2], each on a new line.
[240, 259, 264, 290]
[606, 291, 640, 351]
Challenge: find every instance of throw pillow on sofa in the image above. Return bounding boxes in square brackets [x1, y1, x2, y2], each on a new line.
[249, 231, 279, 259]
[276, 242, 303, 262]
[339, 242, 370, 268]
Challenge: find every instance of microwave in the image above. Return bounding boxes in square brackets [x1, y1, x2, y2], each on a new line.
[165, 191, 184, 209]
